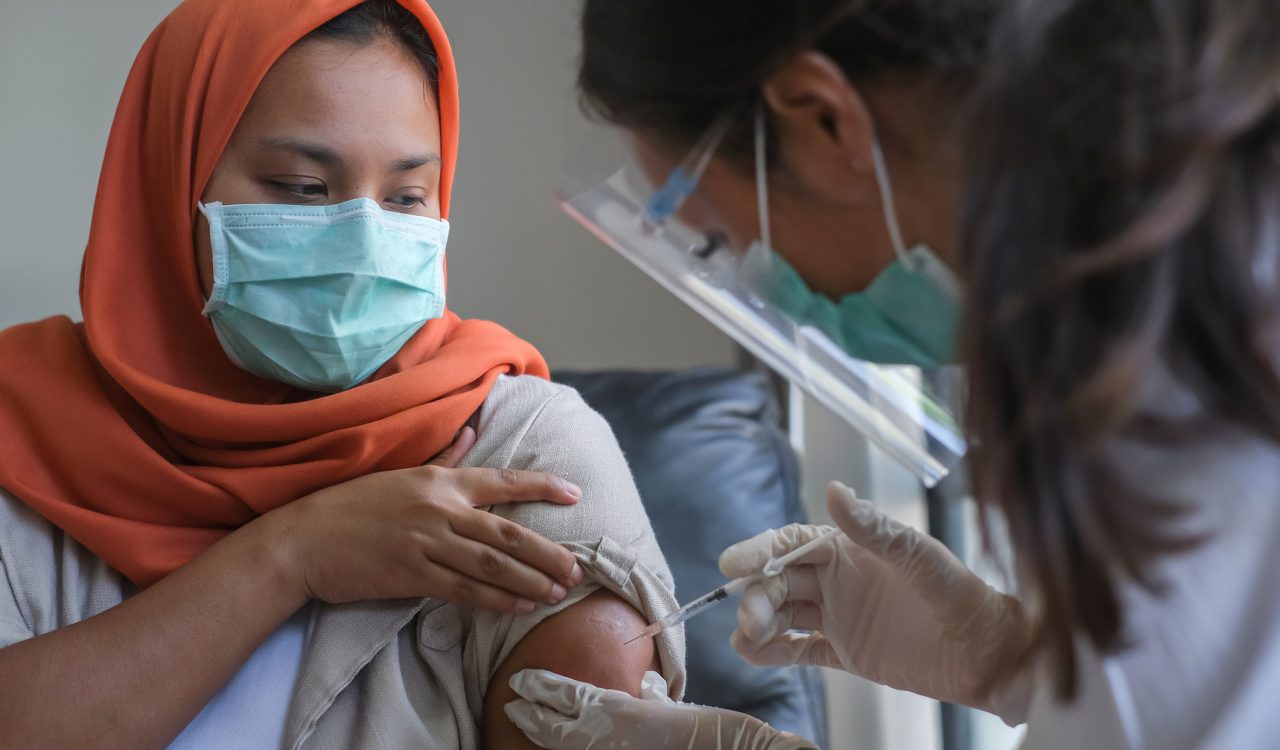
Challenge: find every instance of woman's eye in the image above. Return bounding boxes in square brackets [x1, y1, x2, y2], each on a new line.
[388, 194, 428, 209]
[272, 181, 326, 200]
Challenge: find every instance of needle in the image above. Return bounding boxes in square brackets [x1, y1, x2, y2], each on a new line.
[623, 528, 841, 644]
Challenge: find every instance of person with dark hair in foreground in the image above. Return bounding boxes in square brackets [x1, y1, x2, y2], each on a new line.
[507, 1, 1280, 748]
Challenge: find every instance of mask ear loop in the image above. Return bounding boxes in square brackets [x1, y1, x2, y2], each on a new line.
[869, 140, 916, 269]
[755, 101, 772, 250]
[197, 201, 229, 314]
[759, 106, 913, 274]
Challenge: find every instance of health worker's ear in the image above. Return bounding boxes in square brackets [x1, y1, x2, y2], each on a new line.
[762, 50, 879, 207]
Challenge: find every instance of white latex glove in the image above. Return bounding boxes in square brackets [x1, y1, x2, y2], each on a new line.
[720, 482, 1033, 726]
[504, 668, 817, 750]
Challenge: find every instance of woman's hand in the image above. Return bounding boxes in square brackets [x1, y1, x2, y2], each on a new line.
[720, 481, 1034, 726]
[264, 426, 587, 613]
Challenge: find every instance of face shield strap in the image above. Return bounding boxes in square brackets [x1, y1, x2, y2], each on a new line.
[644, 112, 737, 226]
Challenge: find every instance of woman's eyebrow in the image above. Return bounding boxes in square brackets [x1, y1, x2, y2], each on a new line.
[257, 136, 341, 166]
[391, 154, 442, 172]
[255, 137, 438, 172]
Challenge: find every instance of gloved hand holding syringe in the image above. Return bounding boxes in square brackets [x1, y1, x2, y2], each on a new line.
[510, 483, 1033, 750]
[624, 526, 842, 644]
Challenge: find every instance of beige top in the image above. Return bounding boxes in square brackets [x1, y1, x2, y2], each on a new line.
[0, 374, 686, 749]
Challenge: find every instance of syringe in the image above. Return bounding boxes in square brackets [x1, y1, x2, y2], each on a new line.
[624, 527, 841, 645]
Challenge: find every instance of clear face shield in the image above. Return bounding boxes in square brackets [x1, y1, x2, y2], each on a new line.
[556, 108, 965, 487]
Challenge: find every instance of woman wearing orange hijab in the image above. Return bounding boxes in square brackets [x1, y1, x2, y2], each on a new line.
[0, 1, 684, 747]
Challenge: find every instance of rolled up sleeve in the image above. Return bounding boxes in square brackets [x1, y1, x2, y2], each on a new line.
[466, 384, 687, 701]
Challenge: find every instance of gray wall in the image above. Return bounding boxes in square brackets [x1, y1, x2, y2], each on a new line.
[0, 0, 735, 372]
[0, 0, 180, 331]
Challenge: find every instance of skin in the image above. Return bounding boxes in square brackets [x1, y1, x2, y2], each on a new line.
[0, 37, 655, 748]
[630, 52, 965, 302]
[484, 590, 661, 749]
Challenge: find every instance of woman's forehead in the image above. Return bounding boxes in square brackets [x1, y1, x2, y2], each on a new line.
[231, 38, 441, 155]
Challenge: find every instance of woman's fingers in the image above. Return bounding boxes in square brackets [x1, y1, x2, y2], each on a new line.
[453, 507, 584, 588]
[451, 467, 582, 507]
[285, 464, 585, 608]
[421, 559, 539, 614]
[427, 426, 477, 468]
[443, 534, 570, 605]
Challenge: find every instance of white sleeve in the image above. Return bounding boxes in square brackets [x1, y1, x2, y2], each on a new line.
[0, 493, 35, 647]
[0, 487, 128, 647]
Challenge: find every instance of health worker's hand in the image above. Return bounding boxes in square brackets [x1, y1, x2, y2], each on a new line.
[721, 482, 1034, 726]
[504, 668, 817, 750]
[263, 426, 586, 613]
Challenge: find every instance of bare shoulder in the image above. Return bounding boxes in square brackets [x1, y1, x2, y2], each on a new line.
[481, 589, 658, 750]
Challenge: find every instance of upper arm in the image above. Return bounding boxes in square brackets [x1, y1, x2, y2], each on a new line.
[464, 382, 686, 743]
[482, 589, 659, 749]
[489, 386, 663, 552]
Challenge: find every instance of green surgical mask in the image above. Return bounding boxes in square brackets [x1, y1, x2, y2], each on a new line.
[739, 239, 960, 369]
[740, 104, 962, 369]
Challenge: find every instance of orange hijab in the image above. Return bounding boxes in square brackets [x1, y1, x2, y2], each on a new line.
[0, 0, 548, 588]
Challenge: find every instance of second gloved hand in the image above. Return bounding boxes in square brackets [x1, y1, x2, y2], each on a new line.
[720, 482, 1033, 726]
[504, 669, 816, 750]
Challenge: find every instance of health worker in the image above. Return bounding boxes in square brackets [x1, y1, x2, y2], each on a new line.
[505, 1, 1280, 748]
